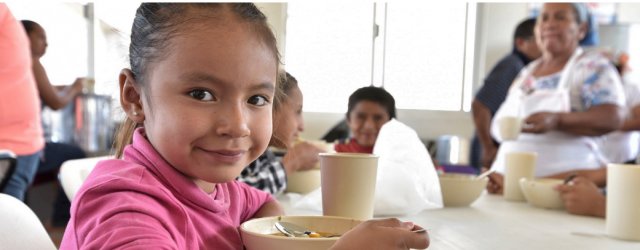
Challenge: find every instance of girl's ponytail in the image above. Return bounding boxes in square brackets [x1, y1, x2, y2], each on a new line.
[113, 117, 141, 159]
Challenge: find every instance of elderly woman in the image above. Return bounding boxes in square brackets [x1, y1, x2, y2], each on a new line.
[486, 3, 626, 193]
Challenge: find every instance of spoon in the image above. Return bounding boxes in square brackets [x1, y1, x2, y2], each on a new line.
[476, 169, 496, 180]
[275, 221, 429, 238]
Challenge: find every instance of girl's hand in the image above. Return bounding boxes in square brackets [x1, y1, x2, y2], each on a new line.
[281, 142, 325, 175]
[554, 176, 606, 218]
[522, 112, 561, 134]
[330, 218, 430, 250]
[71, 77, 85, 94]
[483, 167, 504, 194]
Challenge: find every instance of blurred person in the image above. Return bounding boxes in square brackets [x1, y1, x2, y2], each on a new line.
[335, 86, 441, 171]
[0, 3, 44, 202]
[22, 20, 86, 228]
[470, 18, 541, 174]
[237, 72, 325, 195]
[335, 86, 396, 154]
[601, 51, 640, 164]
[485, 3, 626, 194]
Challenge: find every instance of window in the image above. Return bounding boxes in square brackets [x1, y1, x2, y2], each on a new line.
[286, 2, 476, 113]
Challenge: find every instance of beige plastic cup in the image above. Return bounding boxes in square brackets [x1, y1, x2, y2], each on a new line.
[499, 117, 523, 140]
[606, 164, 640, 241]
[504, 152, 536, 201]
[320, 153, 378, 221]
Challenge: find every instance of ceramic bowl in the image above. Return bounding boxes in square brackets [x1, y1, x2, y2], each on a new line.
[438, 173, 488, 207]
[519, 178, 565, 210]
[240, 215, 362, 250]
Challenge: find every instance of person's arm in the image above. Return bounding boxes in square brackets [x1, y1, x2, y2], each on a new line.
[280, 142, 324, 176]
[251, 200, 284, 218]
[522, 104, 624, 136]
[621, 105, 640, 131]
[472, 99, 499, 168]
[237, 151, 287, 195]
[554, 176, 606, 218]
[483, 167, 504, 194]
[544, 168, 607, 187]
[329, 219, 430, 250]
[32, 58, 84, 110]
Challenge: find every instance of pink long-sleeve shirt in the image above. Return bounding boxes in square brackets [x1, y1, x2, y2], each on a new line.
[60, 128, 275, 249]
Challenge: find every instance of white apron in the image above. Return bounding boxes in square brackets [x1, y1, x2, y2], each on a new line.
[489, 47, 607, 177]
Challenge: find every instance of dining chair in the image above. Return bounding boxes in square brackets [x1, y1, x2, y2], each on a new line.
[0, 193, 57, 249]
[0, 150, 17, 192]
[59, 156, 111, 202]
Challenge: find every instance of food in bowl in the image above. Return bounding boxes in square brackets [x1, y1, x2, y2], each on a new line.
[519, 178, 565, 210]
[438, 173, 488, 207]
[240, 216, 362, 250]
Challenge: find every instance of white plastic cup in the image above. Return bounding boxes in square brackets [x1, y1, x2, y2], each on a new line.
[606, 164, 640, 241]
[499, 117, 523, 140]
[320, 153, 378, 221]
[504, 152, 536, 201]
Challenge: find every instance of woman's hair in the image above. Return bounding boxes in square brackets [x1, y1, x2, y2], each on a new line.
[114, 3, 281, 159]
[346, 86, 396, 120]
[20, 20, 39, 34]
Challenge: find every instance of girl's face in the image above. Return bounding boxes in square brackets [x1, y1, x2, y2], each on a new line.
[346, 100, 390, 147]
[535, 3, 586, 56]
[135, 18, 277, 191]
[28, 24, 48, 58]
[272, 86, 305, 149]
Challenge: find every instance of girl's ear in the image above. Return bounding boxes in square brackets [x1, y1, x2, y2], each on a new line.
[119, 69, 145, 123]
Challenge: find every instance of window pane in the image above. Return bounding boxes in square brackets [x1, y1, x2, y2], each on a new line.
[383, 3, 467, 111]
[8, 3, 89, 86]
[286, 3, 374, 113]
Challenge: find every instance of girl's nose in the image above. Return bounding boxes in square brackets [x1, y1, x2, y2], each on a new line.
[298, 117, 305, 132]
[216, 103, 251, 139]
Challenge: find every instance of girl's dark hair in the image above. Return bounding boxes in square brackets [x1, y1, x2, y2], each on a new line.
[346, 86, 396, 120]
[21, 20, 39, 34]
[115, 3, 281, 159]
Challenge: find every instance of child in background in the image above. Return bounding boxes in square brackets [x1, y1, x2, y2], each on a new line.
[336, 86, 442, 171]
[237, 72, 325, 195]
[335, 86, 396, 154]
[60, 3, 429, 250]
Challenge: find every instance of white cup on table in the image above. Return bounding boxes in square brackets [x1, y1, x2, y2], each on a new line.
[504, 152, 536, 202]
[606, 163, 640, 241]
[320, 153, 378, 221]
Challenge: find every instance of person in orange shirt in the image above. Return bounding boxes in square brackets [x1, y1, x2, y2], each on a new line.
[0, 3, 44, 201]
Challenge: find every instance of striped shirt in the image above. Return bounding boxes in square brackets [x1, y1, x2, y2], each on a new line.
[236, 149, 287, 195]
[475, 53, 527, 115]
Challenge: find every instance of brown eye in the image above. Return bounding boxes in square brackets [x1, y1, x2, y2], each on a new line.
[189, 90, 214, 101]
[248, 95, 268, 106]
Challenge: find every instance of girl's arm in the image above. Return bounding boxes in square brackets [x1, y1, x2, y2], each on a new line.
[251, 200, 284, 218]
[32, 59, 83, 110]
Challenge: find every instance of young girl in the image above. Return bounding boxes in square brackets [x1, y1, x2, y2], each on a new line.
[237, 72, 325, 195]
[60, 3, 428, 249]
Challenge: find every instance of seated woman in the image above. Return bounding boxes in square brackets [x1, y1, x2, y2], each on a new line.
[601, 51, 640, 164]
[335, 86, 396, 154]
[486, 3, 626, 194]
[22, 20, 86, 227]
[237, 72, 325, 195]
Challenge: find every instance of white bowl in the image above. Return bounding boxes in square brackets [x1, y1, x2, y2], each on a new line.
[240, 215, 363, 250]
[438, 173, 488, 207]
[286, 169, 321, 194]
[519, 178, 565, 210]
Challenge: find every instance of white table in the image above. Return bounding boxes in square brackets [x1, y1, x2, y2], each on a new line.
[277, 193, 640, 250]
